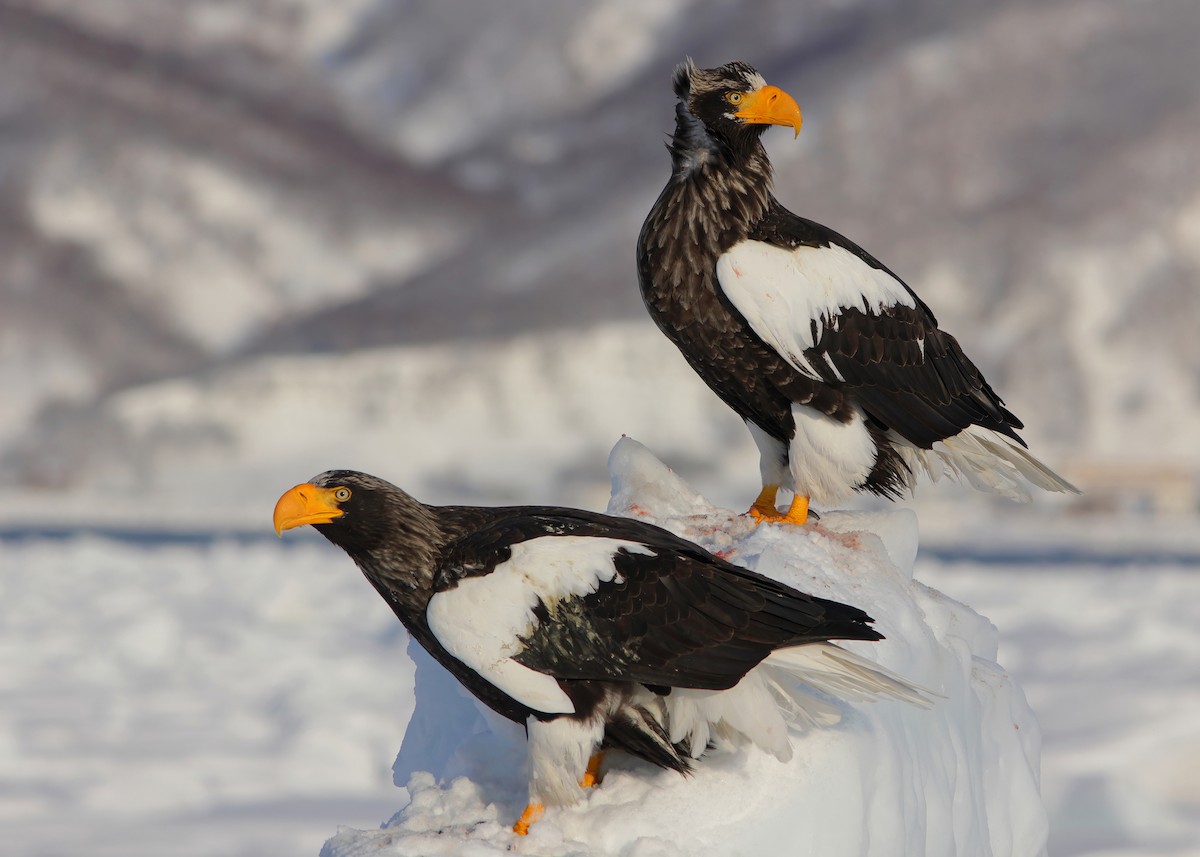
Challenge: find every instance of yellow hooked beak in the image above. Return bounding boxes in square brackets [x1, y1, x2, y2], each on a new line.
[735, 85, 803, 138]
[273, 483, 345, 535]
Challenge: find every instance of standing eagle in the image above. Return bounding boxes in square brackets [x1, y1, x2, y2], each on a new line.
[274, 470, 929, 835]
[637, 60, 1077, 525]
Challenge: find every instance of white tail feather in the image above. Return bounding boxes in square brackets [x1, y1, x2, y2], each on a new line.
[652, 643, 933, 765]
[895, 427, 1078, 501]
[762, 643, 936, 710]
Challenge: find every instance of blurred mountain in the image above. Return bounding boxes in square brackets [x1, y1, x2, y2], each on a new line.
[1, 0, 1198, 508]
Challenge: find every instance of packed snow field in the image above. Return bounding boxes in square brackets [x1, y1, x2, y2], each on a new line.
[5, 443, 1199, 856]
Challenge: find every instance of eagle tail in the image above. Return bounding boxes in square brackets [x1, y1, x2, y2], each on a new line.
[761, 643, 936, 712]
[897, 427, 1079, 500]
[652, 643, 934, 765]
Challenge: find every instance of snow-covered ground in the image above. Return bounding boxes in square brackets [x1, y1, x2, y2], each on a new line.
[919, 551, 1200, 857]
[4, 443, 1198, 856]
[0, 533, 407, 857]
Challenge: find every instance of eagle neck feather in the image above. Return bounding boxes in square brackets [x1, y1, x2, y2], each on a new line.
[644, 125, 773, 302]
[348, 502, 444, 616]
[667, 112, 773, 227]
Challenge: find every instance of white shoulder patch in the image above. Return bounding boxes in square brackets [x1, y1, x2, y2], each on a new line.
[716, 240, 915, 377]
[425, 536, 655, 716]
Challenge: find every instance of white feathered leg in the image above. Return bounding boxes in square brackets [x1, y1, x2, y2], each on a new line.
[526, 714, 605, 808]
[514, 712, 606, 835]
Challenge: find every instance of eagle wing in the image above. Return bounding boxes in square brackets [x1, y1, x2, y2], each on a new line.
[715, 207, 1024, 447]
[425, 511, 880, 709]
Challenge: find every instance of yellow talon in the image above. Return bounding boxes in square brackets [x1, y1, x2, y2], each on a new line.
[746, 484, 781, 522]
[580, 752, 604, 788]
[513, 802, 544, 836]
[747, 487, 810, 526]
[781, 494, 810, 526]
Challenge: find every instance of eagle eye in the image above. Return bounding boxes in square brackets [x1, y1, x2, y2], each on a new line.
[725, 92, 744, 105]
[334, 487, 352, 502]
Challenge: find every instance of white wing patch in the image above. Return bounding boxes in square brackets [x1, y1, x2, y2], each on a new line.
[716, 240, 915, 378]
[425, 536, 655, 716]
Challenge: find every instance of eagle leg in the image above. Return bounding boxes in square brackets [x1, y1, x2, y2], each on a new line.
[746, 484, 782, 522]
[580, 751, 605, 788]
[748, 487, 811, 527]
[513, 802, 544, 836]
[513, 752, 603, 834]
[781, 494, 810, 526]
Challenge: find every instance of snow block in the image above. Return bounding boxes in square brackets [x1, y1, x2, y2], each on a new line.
[322, 437, 1048, 857]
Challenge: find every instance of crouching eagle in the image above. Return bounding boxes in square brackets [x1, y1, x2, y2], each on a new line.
[274, 470, 929, 834]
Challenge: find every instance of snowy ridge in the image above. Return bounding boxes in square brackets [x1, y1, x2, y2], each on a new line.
[322, 438, 1047, 857]
[3, 321, 751, 523]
